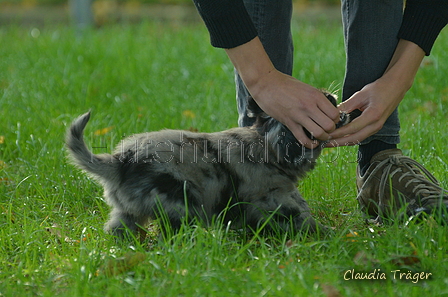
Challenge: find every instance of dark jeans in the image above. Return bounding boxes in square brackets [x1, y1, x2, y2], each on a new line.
[236, 0, 403, 145]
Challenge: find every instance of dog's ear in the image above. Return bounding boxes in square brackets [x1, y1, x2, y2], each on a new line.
[246, 96, 265, 118]
[246, 96, 274, 130]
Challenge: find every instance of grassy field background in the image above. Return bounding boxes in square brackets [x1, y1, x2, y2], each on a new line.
[1, 14, 448, 297]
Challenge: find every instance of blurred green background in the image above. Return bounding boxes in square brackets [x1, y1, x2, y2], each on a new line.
[0, 0, 341, 27]
[0, 0, 339, 5]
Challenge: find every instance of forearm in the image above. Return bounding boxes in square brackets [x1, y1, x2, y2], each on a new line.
[225, 37, 276, 97]
[379, 39, 425, 98]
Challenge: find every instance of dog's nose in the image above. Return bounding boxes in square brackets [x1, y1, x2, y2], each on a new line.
[335, 109, 362, 129]
[336, 112, 349, 129]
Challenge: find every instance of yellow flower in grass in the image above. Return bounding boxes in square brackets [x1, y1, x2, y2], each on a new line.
[182, 110, 196, 119]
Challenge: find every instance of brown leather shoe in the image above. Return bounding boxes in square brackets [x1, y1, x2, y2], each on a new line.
[356, 149, 448, 222]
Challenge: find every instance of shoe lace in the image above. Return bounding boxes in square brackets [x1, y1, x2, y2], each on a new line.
[360, 154, 448, 220]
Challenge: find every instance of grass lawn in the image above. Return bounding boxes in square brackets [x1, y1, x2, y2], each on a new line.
[1, 15, 448, 297]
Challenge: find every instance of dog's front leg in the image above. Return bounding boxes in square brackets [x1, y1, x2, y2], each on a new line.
[244, 189, 321, 235]
[104, 208, 148, 240]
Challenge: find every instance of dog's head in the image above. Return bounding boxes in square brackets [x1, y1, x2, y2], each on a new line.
[246, 92, 361, 165]
[247, 92, 361, 138]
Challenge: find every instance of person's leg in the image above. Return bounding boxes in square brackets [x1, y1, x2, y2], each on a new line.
[341, 0, 403, 174]
[236, 0, 294, 127]
[342, 0, 448, 222]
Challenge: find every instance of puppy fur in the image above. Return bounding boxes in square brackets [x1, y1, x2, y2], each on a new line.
[66, 93, 356, 238]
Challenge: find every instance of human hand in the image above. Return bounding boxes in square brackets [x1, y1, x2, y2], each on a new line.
[250, 69, 340, 148]
[326, 79, 403, 147]
[327, 39, 425, 147]
[226, 37, 340, 149]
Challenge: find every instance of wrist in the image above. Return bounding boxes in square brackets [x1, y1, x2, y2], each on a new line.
[225, 37, 276, 96]
[377, 68, 414, 99]
[381, 39, 425, 94]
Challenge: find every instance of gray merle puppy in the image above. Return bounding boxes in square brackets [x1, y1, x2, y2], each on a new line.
[66, 93, 358, 239]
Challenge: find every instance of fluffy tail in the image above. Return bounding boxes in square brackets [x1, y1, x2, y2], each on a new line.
[66, 111, 118, 182]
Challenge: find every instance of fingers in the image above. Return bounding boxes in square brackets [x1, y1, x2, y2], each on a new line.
[329, 117, 361, 139]
[334, 105, 382, 137]
[318, 95, 341, 125]
[248, 71, 341, 147]
[268, 89, 340, 147]
[326, 92, 371, 146]
[304, 118, 333, 141]
[289, 124, 319, 149]
[288, 109, 338, 149]
[292, 111, 336, 147]
[307, 109, 338, 138]
[300, 92, 341, 141]
[336, 92, 362, 113]
[327, 110, 383, 147]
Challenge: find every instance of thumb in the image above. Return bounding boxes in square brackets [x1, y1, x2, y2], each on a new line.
[337, 94, 363, 113]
